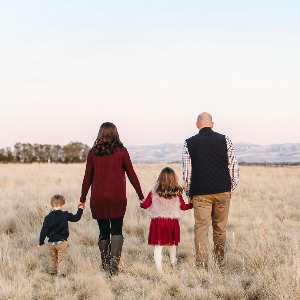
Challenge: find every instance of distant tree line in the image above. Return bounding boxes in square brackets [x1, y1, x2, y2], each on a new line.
[0, 142, 90, 163]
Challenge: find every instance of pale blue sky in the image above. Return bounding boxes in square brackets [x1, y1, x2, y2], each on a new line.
[1, 1, 300, 148]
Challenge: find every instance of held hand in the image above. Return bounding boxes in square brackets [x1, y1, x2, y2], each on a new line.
[139, 199, 144, 204]
[78, 202, 85, 209]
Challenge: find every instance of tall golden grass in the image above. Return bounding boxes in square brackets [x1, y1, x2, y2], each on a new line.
[0, 163, 299, 299]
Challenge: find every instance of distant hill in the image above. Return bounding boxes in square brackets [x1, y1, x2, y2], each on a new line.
[235, 143, 300, 163]
[127, 143, 300, 163]
[128, 144, 182, 163]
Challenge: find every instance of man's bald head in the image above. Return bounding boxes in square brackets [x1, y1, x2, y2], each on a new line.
[196, 112, 214, 129]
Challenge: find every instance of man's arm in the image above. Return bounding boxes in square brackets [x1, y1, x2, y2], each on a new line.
[182, 141, 192, 196]
[225, 136, 239, 191]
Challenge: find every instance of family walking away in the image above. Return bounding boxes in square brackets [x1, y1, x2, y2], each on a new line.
[39, 194, 84, 277]
[140, 167, 192, 273]
[39, 113, 239, 277]
[182, 112, 239, 269]
[79, 122, 144, 276]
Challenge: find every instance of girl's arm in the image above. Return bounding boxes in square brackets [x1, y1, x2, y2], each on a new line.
[179, 194, 193, 210]
[140, 192, 152, 209]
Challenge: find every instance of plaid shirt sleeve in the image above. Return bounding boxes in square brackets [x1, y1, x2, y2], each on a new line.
[182, 141, 192, 196]
[225, 136, 239, 191]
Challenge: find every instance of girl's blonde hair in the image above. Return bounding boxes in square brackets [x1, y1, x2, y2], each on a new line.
[156, 167, 183, 199]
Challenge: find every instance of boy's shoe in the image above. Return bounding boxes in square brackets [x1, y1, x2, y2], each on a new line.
[196, 260, 208, 271]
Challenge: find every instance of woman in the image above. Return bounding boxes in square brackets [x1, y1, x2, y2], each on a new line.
[80, 122, 144, 275]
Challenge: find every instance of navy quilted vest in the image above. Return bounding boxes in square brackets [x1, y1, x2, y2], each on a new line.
[185, 127, 231, 196]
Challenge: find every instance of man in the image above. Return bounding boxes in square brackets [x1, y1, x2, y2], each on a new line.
[182, 112, 239, 268]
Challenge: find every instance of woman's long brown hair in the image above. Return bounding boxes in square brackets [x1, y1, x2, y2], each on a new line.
[156, 167, 183, 199]
[93, 122, 124, 156]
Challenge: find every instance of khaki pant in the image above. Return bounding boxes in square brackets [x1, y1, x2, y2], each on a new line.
[48, 241, 69, 276]
[192, 192, 231, 268]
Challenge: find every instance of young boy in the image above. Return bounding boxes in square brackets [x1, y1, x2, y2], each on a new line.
[39, 194, 84, 276]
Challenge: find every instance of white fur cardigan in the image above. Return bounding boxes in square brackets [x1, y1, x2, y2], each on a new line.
[148, 185, 181, 219]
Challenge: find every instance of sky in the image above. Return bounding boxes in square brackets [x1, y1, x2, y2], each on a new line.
[1, 0, 300, 148]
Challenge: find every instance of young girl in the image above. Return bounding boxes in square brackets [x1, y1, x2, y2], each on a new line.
[140, 167, 192, 273]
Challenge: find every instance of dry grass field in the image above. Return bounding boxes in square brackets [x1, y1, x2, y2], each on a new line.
[0, 163, 300, 300]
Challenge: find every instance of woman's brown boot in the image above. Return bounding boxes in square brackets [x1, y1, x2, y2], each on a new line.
[110, 235, 123, 276]
[98, 239, 110, 271]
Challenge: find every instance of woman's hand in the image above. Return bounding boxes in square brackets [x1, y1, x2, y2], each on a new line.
[78, 202, 85, 209]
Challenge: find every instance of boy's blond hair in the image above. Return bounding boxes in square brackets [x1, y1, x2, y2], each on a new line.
[50, 194, 65, 207]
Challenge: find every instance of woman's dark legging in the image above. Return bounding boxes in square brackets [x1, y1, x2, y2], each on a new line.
[97, 217, 124, 240]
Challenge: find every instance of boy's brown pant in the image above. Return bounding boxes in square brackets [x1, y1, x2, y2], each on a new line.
[192, 192, 231, 268]
[48, 241, 69, 276]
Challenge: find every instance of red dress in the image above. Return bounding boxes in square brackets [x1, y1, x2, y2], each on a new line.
[141, 192, 192, 246]
[80, 148, 144, 219]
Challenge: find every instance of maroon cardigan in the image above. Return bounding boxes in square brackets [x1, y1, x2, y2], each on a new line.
[80, 147, 144, 219]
